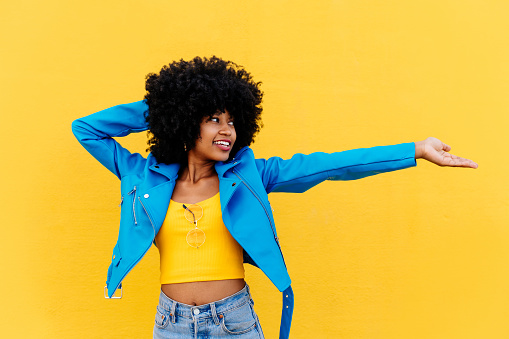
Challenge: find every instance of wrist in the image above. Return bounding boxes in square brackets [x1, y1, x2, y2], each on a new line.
[414, 140, 425, 159]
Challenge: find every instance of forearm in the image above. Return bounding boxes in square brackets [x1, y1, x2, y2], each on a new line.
[72, 100, 149, 142]
[259, 142, 417, 193]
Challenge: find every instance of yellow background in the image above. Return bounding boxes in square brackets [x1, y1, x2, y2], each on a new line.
[1, 1, 507, 338]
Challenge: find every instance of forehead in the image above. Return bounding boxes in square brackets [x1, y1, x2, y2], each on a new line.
[200, 109, 233, 124]
[211, 109, 233, 118]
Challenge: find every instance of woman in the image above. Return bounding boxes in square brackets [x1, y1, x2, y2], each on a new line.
[71, 56, 477, 339]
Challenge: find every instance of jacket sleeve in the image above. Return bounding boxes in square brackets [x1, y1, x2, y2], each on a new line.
[71, 100, 149, 180]
[255, 142, 417, 193]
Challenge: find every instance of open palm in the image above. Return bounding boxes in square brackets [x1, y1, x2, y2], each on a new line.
[416, 137, 478, 168]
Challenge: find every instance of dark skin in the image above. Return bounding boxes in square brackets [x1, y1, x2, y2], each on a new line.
[162, 112, 478, 306]
[161, 110, 245, 306]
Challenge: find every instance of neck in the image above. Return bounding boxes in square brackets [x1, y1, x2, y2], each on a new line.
[179, 158, 217, 184]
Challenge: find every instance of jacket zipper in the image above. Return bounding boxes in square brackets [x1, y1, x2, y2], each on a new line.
[138, 197, 156, 238]
[127, 186, 138, 225]
[112, 194, 157, 294]
[118, 196, 124, 207]
[232, 170, 286, 267]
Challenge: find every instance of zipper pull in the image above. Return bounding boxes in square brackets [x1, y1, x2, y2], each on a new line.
[118, 196, 124, 207]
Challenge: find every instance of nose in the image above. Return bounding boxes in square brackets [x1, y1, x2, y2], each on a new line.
[219, 123, 232, 136]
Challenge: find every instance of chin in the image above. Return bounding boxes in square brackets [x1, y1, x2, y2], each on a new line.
[215, 150, 232, 162]
[218, 155, 230, 162]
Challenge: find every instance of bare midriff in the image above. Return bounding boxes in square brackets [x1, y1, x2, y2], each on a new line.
[161, 279, 246, 306]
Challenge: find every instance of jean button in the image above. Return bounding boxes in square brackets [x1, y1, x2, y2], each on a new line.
[193, 308, 200, 315]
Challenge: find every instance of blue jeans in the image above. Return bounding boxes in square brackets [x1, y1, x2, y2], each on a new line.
[153, 283, 265, 338]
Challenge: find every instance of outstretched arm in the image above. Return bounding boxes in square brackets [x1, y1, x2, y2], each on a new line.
[256, 142, 417, 193]
[414, 137, 478, 169]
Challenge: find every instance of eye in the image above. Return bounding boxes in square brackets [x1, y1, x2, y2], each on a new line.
[209, 117, 219, 123]
[228, 121, 234, 126]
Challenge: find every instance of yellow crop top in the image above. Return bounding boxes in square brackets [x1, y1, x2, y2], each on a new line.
[154, 192, 245, 284]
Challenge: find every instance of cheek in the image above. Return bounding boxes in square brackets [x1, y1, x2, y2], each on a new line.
[199, 127, 215, 142]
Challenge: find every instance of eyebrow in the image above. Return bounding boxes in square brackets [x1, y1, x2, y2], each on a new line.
[211, 110, 233, 118]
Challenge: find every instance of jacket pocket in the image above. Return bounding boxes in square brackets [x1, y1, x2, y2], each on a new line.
[128, 186, 138, 225]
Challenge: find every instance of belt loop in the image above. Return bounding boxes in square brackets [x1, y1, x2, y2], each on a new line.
[210, 302, 220, 326]
[170, 301, 177, 324]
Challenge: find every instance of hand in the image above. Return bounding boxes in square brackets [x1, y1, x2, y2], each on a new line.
[415, 137, 478, 169]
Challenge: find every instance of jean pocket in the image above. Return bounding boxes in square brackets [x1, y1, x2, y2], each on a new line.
[154, 305, 170, 329]
[219, 301, 257, 335]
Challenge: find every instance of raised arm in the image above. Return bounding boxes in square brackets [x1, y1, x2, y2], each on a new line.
[71, 100, 149, 180]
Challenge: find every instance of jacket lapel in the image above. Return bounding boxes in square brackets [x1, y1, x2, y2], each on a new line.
[218, 177, 240, 212]
[144, 155, 242, 229]
[148, 162, 180, 179]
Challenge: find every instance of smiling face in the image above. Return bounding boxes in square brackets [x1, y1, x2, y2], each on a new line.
[188, 110, 236, 163]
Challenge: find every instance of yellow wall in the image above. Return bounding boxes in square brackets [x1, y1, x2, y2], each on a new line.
[1, 1, 507, 338]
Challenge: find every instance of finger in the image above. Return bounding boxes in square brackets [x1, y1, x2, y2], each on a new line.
[445, 154, 478, 168]
[442, 142, 451, 152]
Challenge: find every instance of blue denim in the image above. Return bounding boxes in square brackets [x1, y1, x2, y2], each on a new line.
[153, 283, 265, 338]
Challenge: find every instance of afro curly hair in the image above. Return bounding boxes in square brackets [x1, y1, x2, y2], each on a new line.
[143, 56, 263, 165]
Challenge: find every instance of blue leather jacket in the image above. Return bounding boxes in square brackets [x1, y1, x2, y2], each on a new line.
[71, 100, 416, 338]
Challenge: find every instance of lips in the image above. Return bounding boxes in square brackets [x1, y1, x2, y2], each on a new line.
[213, 140, 231, 151]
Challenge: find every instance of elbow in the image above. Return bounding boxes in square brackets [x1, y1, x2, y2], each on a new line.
[71, 118, 86, 142]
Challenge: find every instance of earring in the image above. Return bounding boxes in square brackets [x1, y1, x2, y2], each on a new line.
[184, 143, 187, 152]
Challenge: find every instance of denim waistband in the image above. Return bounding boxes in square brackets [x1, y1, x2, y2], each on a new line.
[157, 283, 252, 321]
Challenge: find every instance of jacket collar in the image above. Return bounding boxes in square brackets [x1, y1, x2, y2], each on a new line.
[215, 146, 250, 177]
[147, 154, 180, 180]
[147, 146, 250, 179]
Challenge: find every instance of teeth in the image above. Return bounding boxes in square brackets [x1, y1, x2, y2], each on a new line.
[214, 141, 230, 146]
